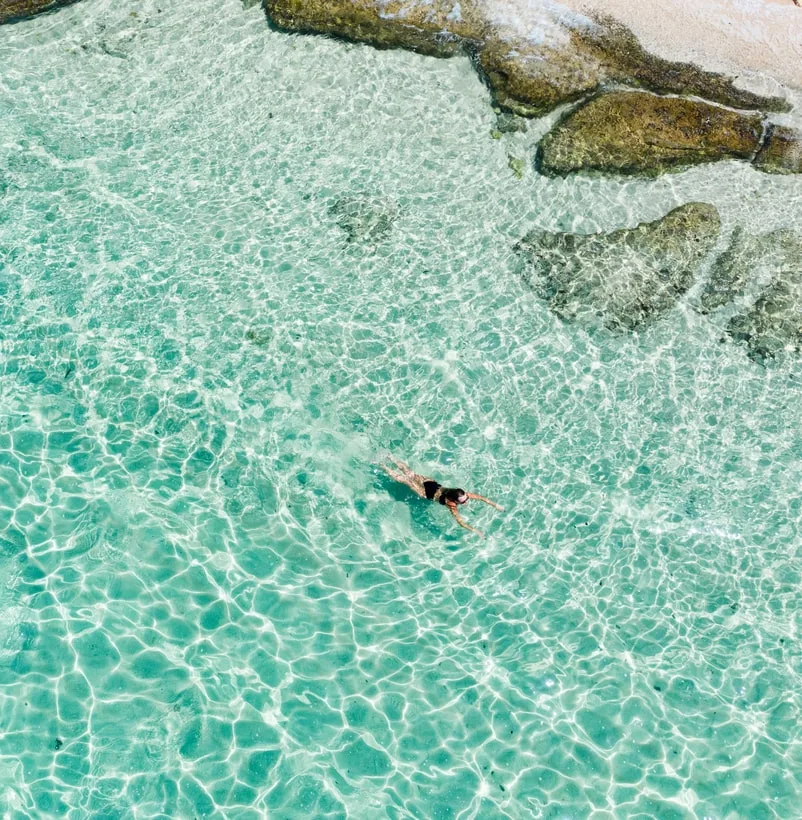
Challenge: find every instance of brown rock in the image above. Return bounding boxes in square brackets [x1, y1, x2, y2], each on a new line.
[753, 125, 802, 175]
[477, 16, 788, 119]
[263, 0, 486, 57]
[475, 38, 601, 117]
[537, 91, 764, 177]
[579, 16, 790, 113]
[263, 2, 789, 117]
[0, 0, 80, 23]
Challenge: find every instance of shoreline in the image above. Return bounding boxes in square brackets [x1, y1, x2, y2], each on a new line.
[565, 0, 802, 93]
[5, 0, 802, 172]
[263, 0, 802, 176]
[6, 0, 802, 104]
[477, 0, 802, 106]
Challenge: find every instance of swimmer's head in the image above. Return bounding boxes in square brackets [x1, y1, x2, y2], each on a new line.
[444, 488, 468, 505]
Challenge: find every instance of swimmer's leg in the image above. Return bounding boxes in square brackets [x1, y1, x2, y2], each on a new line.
[379, 464, 426, 498]
[379, 464, 406, 483]
[387, 456, 416, 478]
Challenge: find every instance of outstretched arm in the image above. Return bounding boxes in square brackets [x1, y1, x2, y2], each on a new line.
[449, 505, 484, 537]
[467, 493, 504, 511]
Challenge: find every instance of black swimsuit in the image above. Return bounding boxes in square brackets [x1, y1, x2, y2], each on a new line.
[423, 480, 447, 504]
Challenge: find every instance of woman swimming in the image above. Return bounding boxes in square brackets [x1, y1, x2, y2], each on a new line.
[380, 456, 503, 537]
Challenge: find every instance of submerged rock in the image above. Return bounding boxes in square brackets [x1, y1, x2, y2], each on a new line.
[491, 110, 529, 139]
[495, 112, 528, 134]
[0, 0, 80, 23]
[536, 92, 763, 177]
[263, 0, 485, 57]
[728, 277, 802, 361]
[699, 227, 801, 313]
[724, 231, 802, 359]
[329, 195, 398, 245]
[753, 125, 802, 175]
[514, 202, 721, 331]
[699, 228, 755, 313]
[507, 154, 526, 179]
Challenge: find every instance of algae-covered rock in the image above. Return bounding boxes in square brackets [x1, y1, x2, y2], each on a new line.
[474, 15, 788, 118]
[329, 195, 398, 245]
[264, 1, 788, 119]
[702, 225, 802, 360]
[507, 154, 526, 179]
[0, 0, 80, 23]
[476, 38, 601, 117]
[264, 0, 485, 57]
[537, 92, 763, 177]
[579, 16, 790, 114]
[495, 112, 528, 134]
[699, 227, 754, 313]
[514, 202, 721, 331]
[699, 227, 801, 313]
[724, 231, 802, 359]
[753, 125, 802, 175]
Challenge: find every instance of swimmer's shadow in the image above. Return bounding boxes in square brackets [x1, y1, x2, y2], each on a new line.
[377, 476, 463, 545]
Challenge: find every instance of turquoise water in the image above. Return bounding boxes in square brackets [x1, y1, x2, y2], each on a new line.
[2, 1, 802, 817]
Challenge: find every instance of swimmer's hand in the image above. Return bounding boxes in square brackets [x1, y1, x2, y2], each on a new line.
[449, 505, 484, 537]
[467, 493, 504, 511]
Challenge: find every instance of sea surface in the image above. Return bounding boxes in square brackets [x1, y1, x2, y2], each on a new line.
[2, 1, 802, 817]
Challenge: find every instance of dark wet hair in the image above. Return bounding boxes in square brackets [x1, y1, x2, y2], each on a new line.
[442, 488, 468, 505]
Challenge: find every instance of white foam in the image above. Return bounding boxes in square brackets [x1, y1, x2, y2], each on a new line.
[480, 0, 596, 46]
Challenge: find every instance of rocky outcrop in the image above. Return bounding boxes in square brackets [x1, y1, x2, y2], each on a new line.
[536, 92, 764, 177]
[262, 0, 796, 180]
[263, 1, 788, 117]
[699, 228, 757, 313]
[514, 202, 720, 331]
[699, 227, 801, 313]
[689, 226, 802, 361]
[753, 125, 802, 175]
[475, 15, 789, 118]
[263, 0, 486, 57]
[476, 38, 601, 117]
[728, 275, 802, 360]
[0, 0, 80, 23]
[714, 230, 802, 359]
[578, 16, 788, 114]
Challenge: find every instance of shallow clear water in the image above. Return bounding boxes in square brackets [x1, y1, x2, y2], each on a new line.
[2, 1, 802, 817]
